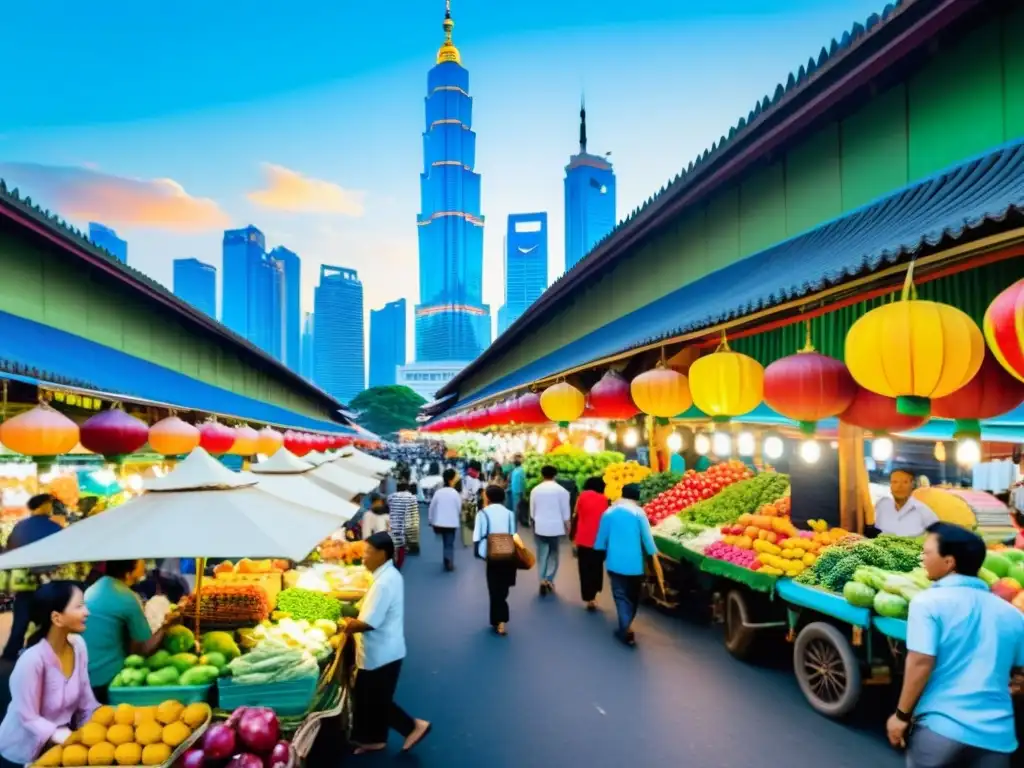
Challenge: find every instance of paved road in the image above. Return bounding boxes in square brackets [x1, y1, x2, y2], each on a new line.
[355, 530, 903, 767]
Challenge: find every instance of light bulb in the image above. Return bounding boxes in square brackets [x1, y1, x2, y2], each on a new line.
[712, 431, 731, 457]
[583, 436, 599, 454]
[763, 436, 784, 460]
[830, 441, 839, 450]
[737, 432, 755, 457]
[536, 437, 547, 454]
[623, 428, 639, 448]
[125, 474, 143, 492]
[528, 433, 538, 446]
[955, 439, 981, 467]
[666, 432, 683, 453]
[558, 431, 568, 442]
[871, 437, 894, 463]
[606, 431, 617, 444]
[933, 442, 947, 463]
[694, 433, 710, 456]
[799, 439, 821, 464]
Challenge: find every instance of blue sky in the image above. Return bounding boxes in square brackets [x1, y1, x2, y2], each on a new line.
[0, 0, 884, 363]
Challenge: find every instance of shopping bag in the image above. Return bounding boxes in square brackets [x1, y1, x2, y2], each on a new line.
[512, 533, 536, 571]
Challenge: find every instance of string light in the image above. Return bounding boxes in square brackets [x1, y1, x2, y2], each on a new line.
[583, 436, 600, 454]
[711, 431, 732, 457]
[737, 432, 755, 457]
[606, 431, 617, 444]
[955, 439, 981, 467]
[763, 436, 784, 460]
[871, 437, 894, 463]
[623, 428, 639, 448]
[666, 432, 683, 453]
[799, 439, 821, 464]
[694, 433, 710, 456]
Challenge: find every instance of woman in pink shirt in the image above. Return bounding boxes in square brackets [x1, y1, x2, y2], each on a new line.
[0, 581, 100, 766]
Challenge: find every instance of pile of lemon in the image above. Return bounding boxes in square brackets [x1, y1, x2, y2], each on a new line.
[35, 701, 211, 767]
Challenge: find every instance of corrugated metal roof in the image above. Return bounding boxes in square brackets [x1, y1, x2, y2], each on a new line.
[452, 139, 1024, 409]
[0, 310, 354, 433]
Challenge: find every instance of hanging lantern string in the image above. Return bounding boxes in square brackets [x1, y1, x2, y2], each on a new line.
[800, 318, 815, 353]
[1, 379, 7, 422]
[900, 260, 919, 301]
[716, 330, 731, 352]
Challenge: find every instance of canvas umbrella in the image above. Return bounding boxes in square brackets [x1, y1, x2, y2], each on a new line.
[338, 446, 394, 477]
[301, 452, 380, 497]
[247, 450, 360, 516]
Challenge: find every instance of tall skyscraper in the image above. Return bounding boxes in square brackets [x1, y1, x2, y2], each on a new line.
[414, 2, 490, 362]
[301, 312, 315, 382]
[498, 213, 548, 335]
[221, 226, 284, 359]
[173, 258, 217, 318]
[269, 246, 301, 370]
[88, 223, 128, 264]
[564, 99, 616, 272]
[313, 266, 364, 403]
[369, 299, 407, 388]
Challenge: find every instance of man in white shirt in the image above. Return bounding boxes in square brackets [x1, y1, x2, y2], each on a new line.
[530, 465, 571, 595]
[343, 532, 431, 755]
[870, 469, 939, 538]
[428, 468, 462, 571]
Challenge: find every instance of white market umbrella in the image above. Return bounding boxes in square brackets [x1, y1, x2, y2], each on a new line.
[0, 448, 350, 568]
[338, 447, 394, 477]
[309, 459, 380, 498]
[247, 451, 359, 518]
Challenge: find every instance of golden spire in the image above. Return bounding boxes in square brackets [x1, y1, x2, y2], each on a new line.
[436, 0, 462, 65]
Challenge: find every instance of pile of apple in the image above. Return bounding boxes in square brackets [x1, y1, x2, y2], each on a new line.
[644, 461, 753, 526]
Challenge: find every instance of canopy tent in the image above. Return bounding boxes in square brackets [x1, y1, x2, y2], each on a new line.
[338, 447, 394, 477]
[308, 459, 380, 498]
[0, 448, 348, 568]
[247, 451, 359, 517]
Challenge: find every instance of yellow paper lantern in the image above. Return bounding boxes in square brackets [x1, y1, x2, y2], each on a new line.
[256, 426, 284, 456]
[540, 382, 585, 425]
[0, 403, 79, 456]
[148, 416, 200, 456]
[630, 363, 691, 418]
[845, 265, 984, 417]
[689, 336, 764, 422]
[230, 424, 259, 456]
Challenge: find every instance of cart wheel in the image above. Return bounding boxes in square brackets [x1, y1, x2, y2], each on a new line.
[723, 590, 757, 660]
[793, 622, 862, 718]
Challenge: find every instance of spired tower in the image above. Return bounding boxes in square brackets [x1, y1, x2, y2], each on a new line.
[415, 1, 491, 363]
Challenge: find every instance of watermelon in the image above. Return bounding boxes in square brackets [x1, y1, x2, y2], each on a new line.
[983, 552, 1011, 579]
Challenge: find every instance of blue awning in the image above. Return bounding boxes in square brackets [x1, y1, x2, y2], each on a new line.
[456, 139, 1024, 409]
[0, 310, 354, 434]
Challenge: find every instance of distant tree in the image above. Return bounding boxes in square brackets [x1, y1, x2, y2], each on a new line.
[349, 386, 427, 437]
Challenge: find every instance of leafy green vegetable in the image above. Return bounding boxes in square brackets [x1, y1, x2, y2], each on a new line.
[682, 472, 790, 527]
[639, 472, 682, 505]
[276, 588, 342, 623]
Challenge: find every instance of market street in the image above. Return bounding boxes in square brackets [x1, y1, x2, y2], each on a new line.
[356, 531, 904, 768]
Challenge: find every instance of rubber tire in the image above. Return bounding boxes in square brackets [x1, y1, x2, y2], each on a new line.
[723, 589, 757, 660]
[793, 621, 862, 718]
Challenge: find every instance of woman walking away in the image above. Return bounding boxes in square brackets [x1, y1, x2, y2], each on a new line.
[0, 582, 100, 768]
[473, 485, 518, 636]
[574, 477, 609, 611]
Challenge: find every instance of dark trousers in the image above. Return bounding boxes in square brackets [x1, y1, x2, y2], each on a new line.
[436, 527, 456, 567]
[486, 560, 517, 627]
[2, 592, 33, 660]
[351, 660, 415, 746]
[577, 546, 604, 602]
[608, 572, 643, 636]
[394, 547, 406, 571]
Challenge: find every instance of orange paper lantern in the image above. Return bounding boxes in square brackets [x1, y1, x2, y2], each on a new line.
[230, 424, 259, 456]
[148, 416, 200, 456]
[256, 426, 284, 456]
[0, 404, 79, 456]
[983, 278, 1024, 383]
[630, 364, 691, 419]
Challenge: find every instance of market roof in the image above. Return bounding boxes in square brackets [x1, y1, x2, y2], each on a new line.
[450, 137, 1024, 409]
[0, 309, 356, 434]
[439, 0, 980, 401]
[0, 180, 347, 415]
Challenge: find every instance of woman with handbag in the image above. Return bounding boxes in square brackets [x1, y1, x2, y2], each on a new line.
[472, 485, 519, 636]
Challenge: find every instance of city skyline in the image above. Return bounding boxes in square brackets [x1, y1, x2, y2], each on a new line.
[0, 0, 885, 372]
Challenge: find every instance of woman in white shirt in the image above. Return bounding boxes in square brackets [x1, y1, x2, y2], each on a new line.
[472, 485, 518, 636]
[428, 469, 462, 571]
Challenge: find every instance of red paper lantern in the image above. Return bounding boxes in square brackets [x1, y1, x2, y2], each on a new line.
[148, 416, 200, 456]
[931, 352, 1024, 438]
[764, 350, 857, 434]
[79, 409, 150, 457]
[314, 434, 331, 451]
[230, 425, 259, 456]
[514, 392, 547, 425]
[588, 370, 639, 420]
[839, 387, 929, 434]
[983, 278, 1024, 383]
[284, 431, 313, 457]
[490, 400, 511, 427]
[198, 421, 236, 454]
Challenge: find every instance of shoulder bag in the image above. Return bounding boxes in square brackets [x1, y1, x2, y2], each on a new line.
[478, 509, 518, 562]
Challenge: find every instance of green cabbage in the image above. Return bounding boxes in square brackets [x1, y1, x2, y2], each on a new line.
[874, 591, 909, 619]
[843, 581, 876, 608]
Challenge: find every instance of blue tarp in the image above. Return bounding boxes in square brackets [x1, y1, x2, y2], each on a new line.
[0, 310, 354, 434]
[455, 139, 1024, 409]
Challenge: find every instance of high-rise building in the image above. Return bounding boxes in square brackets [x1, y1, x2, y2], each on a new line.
[498, 213, 548, 335]
[564, 99, 616, 272]
[301, 312, 315, 382]
[173, 258, 217, 318]
[221, 225, 284, 359]
[414, 2, 490, 362]
[369, 299, 407, 388]
[88, 223, 128, 264]
[313, 266, 364, 403]
[269, 246, 301, 370]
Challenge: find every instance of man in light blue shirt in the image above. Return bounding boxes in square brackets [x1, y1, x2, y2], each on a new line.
[509, 455, 527, 525]
[888, 522, 1024, 766]
[594, 483, 658, 646]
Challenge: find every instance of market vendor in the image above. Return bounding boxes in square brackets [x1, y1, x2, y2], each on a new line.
[867, 468, 938, 538]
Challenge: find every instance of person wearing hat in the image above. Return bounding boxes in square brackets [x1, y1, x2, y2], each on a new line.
[869, 468, 939, 538]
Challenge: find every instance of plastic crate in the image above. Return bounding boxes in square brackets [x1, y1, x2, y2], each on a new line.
[217, 675, 317, 717]
[108, 683, 213, 706]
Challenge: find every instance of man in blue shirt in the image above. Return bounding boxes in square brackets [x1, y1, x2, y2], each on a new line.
[509, 455, 527, 526]
[594, 483, 658, 646]
[888, 522, 1024, 766]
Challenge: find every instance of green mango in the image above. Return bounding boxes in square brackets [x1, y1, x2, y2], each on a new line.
[124, 654, 146, 669]
[179, 665, 219, 686]
[145, 650, 172, 670]
[146, 666, 179, 687]
[167, 653, 199, 675]
[983, 552, 1010, 579]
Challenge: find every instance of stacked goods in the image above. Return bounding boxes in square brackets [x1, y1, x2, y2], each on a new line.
[179, 585, 271, 625]
[643, 462, 754, 525]
[32, 701, 211, 767]
[704, 541, 758, 569]
[842, 567, 932, 619]
[978, 549, 1024, 611]
[638, 472, 682, 505]
[318, 539, 366, 565]
[522, 450, 625, 494]
[275, 588, 344, 623]
[603, 462, 652, 501]
[227, 637, 320, 685]
[796, 534, 921, 592]
[654, 517, 721, 555]
[212, 560, 289, 575]
[240, 618, 338, 661]
[183, 708, 291, 768]
[285, 564, 370, 603]
[683, 472, 790, 527]
[110, 628, 237, 689]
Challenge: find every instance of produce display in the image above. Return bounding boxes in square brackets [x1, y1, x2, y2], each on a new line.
[32, 700, 210, 767]
[638, 471, 682, 505]
[317, 539, 366, 565]
[644, 462, 754, 526]
[228, 632, 321, 685]
[602, 461, 652, 501]
[796, 534, 920, 592]
[841, 567, 932, 619]
[683, 472, 790, 527]
[109, 628, 236, 690]
[522, 449, 625, 494]
[275, 588, 344, 623]
[284, 563, 370, 603]
[212, 559, 289, 575]
[178, 584, 271, 625]
[184, 707, 291, 768]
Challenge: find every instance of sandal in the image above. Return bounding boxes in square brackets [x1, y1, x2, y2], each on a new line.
[402, 722, 433, 753]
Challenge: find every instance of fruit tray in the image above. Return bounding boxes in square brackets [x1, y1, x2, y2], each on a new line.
[108, 683, 213, 707]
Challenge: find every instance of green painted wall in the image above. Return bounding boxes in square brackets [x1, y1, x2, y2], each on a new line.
[463, 7, 1024, 398]
[0, 224, 331, 420]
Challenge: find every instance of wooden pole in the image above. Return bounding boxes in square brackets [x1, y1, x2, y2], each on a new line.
[646, 416, 659, 472]
[837, 423, 865, 532]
